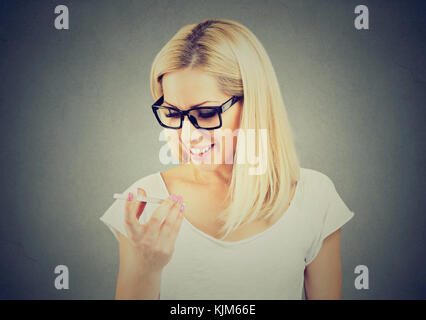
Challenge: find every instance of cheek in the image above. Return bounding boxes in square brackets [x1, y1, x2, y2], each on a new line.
[223, 110, 241, 131]
[218, 107, 241, 147]
[164, 129, 185, 161]
[165, 129, 179, 149]
[212, 127, 240, 164]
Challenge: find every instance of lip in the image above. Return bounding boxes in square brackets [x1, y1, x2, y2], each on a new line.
[189, 144, 214, 153]
[189, 143, 215, 160]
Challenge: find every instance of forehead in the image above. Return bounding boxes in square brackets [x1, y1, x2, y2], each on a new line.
[162, 68, 225, 107]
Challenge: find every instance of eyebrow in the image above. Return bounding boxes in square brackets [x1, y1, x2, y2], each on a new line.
[163, 100, 220, 109]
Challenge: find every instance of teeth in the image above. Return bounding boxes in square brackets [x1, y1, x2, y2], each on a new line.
[191, 144, 213, 155]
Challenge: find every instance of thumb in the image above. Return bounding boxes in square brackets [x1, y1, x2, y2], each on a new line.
[136, 187, 147, 221]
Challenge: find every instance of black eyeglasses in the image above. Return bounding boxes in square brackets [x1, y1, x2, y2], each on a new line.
[151, 95, 242, 130]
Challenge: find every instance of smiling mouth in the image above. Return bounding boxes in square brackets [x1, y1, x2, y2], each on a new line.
[189, 144, 215, 155]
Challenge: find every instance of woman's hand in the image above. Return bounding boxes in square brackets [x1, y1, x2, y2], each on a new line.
[124, 188, 185, 274]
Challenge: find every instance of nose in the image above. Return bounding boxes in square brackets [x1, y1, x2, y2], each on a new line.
[180, 115, 205, 147]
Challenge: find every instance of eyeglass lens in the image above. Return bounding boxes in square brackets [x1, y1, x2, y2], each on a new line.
[156, 107, 220, 129]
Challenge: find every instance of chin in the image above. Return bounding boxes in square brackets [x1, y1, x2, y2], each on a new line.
[191, 162, 223, 171]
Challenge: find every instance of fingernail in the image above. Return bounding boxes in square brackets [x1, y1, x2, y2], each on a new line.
[127, 192, 133, 201]
[176, 195, 183, 203]
[180, 203, 185, 213]
[169, 194, 176, 201]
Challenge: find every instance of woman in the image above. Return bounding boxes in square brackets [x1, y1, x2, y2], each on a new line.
[100, 18, 354, 300]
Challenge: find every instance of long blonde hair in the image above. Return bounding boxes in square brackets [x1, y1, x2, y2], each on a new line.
[150, 18, 301, 240]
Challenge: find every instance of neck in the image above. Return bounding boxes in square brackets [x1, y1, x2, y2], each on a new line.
[187, 163, 233, 186]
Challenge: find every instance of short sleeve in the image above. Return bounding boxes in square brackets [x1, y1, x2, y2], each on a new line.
[99, 183, 139, 242]
[304, 177, 355, 266]
[99, 172, 165, 242]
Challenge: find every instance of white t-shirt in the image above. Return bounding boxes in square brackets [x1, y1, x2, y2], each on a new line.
[99, 167, 354, 299]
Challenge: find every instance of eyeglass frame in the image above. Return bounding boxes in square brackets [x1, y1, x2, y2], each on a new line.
[151, 95, 243, 130]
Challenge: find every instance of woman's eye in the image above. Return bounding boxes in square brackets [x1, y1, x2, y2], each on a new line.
[165, 110, 180, 118]
[197, 110, 217, 118]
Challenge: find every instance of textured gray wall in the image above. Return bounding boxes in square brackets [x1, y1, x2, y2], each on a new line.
[0, 0, 425, 299]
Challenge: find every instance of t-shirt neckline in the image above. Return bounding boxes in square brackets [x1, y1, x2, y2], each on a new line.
[156, 170, 303, 248]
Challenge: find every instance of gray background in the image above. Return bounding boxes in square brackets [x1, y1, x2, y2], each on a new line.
[0, 0, 425, 299]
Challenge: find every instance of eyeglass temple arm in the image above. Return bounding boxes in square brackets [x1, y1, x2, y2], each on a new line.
[221, 96, 242, 113]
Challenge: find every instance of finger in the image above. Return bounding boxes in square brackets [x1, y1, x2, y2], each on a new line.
[135, 187, 147, 221]
[168, 203, 185, 244]
[163, 196, 184, 230]
[158, 196, 180, 229]
[158, 199, 184, 248]
[145, 195, 178, 240]
[158, 197, 182, 237]
[124, 191, 140, 235]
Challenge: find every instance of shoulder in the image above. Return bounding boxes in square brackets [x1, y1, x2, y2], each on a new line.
[120, 171, 162, 196]
[298, 168, 336, 223]
[300, 168, 354, 225]
[126, 165, 188, 196]
[300, 167, 335, 194]
[133, 172, 160, 188]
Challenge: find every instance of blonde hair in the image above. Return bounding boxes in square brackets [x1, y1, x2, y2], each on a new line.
[150, 18, 301, 240]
